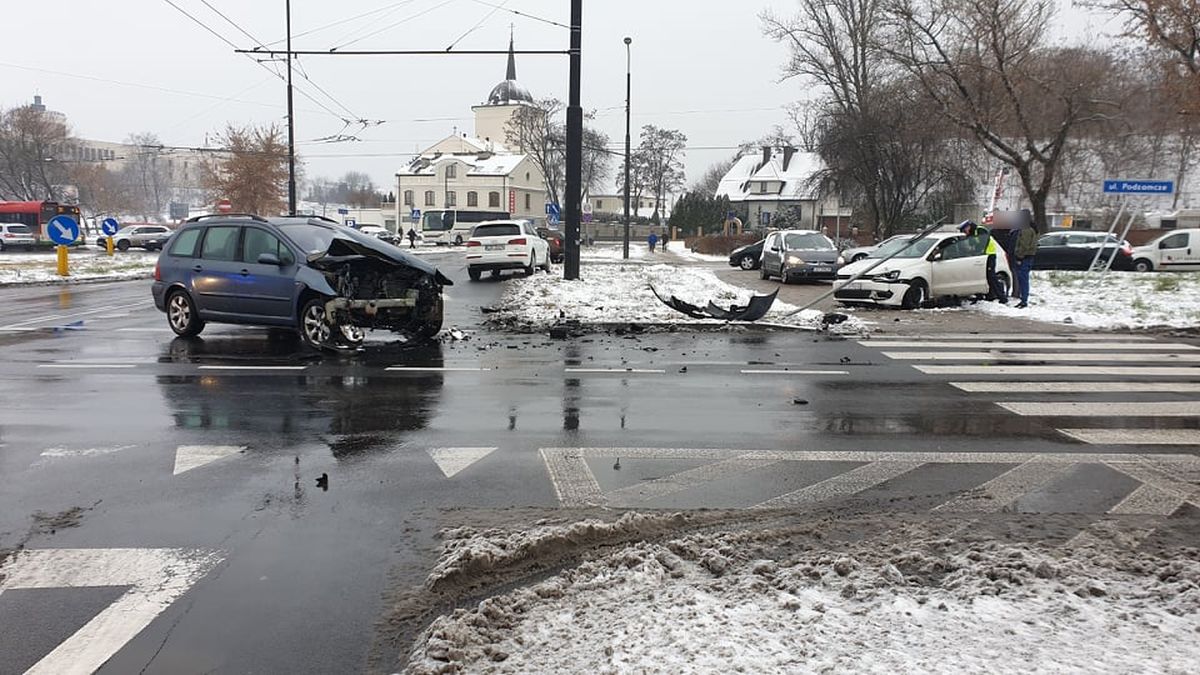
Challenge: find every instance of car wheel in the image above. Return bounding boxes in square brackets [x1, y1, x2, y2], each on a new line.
[738, 255, 756, 270]
[852, 253, 868, 263]
[541, 252, 552, 272]
[299, 297, 332, 349]
[468, 267, 482, 281]
[338, 325, 365, 348]
[524, 253, 536, 276]
[166, 290, 205, 337]
[1134, 258, 1154, 273]
[454, 234, 464, 246]
[117, 239, 130, 251]
[0, 240, 5, 252]
[407, 293, 444, 342]
[779, 268, 791, 285]
[759, 265, 769, 280]
[901, 279, 928, 310]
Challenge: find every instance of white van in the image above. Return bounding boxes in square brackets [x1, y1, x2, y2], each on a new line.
[1130, 229, 1200, 272]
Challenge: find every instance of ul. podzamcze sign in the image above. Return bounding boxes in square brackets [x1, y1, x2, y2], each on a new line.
[1103, 179, 1175, 194]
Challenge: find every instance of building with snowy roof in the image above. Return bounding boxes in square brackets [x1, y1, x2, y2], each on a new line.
[715, 146, 850, 232]
[393, 36, 547, 232]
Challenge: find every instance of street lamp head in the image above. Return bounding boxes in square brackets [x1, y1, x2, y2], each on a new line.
[624, 37, 631, 45]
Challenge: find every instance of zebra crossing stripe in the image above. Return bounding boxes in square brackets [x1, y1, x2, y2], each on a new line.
[932, 460, 1077, 513]
[916, 365, 1200, 376]
[865, 333, 1158, 341]
[540, 448, 604, 507]
[1067, 520, 1162, 549]
[998, 401, 1200, 417]
[868, 341, 1196, 351]
[884, 351, 1200, 362]
[1106, 484, 1186, 516]
[753, 461, 923, 509]
[1103, 461, 1200, 510]
[607, 456, 781, 504]
[1059, 428, 1200, 445]
[952, 381, 1200, 393]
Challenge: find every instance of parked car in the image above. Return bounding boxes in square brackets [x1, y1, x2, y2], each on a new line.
[759, 230, 843, 283]
[358, 225, 401, 246]
[0, 223, 37, 251]
[1130, 228, 1200, 272]
[1032, 230, 1133, 271]
[465, 220, 551, 280]
[151, 215, 451, 348]
[834, 232, 1011, 309]
[536, 227, 564, 263]
[97, 224, 173, 251]
[728, 238, 765, 270]
[842, 234, 910, 263]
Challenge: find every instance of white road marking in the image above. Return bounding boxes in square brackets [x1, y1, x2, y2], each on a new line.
[37, 364, 138, 369]
[173, 445, 245, 475]
[564, 368, 666, 374]
[116, 327, 171, 332]
[864, 333, 1158, 341]
[998, 401, 1200, 417]
[1059, 428, 1200, 445]
[0, 302, 147, 331]
[40, 445, 137, 459]
[754, 461, 924, 509]
[951, 381, 1200, 393]
[384, 366, 491, 372]
[1104, 461, 1200, 510]
[195, 365, 307, 371]
[868, 341, 1197, 351]
[1067, 520, 1162, 549]
[739, 369, 849, 375]
[1107, 484, 1186, 516]
[427, 447, 497, 478]
[885, 351, 1200, 362]
[607, 456, 782, 504]
[0, 547, 222, 675]
[933, 459, 1077, 513]
[916, 365, 1200, 376]
[540, 448, 604, 507]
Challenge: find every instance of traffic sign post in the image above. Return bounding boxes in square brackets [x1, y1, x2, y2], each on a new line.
[410, 209, 421, 223]
[546, 202, 561, 225]
[1090, 179, 1175, 274]
[101, 218, 119, 256]
[47, 215, 79, 277]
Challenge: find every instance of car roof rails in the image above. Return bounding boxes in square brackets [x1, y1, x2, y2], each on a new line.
[185, 213, 269, 223]
[307, 215, 339, 224]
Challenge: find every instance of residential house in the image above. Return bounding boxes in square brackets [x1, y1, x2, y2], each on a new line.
[715, 146, 849, 232]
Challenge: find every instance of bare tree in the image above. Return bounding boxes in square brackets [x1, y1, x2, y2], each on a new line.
[121, 132, 172, 220]
[691, 157, 736, 196]
[636, 125, 687, 223]
[885, 0, 1118, 228]
[201, 124, 289, 216]
[614, 151, 651, 215]
[0, 104, 71, 201]
[506, 98, 565, 208]
[1090, 0, 1200, 111]
[69, 164, 132, 222]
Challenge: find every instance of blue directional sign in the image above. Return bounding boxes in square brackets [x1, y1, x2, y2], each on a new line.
[101, 218, 120, 236]
[1103, 179, 1174, 195]
[411, 209, 421, 223]
[546, 202, 561, 224]
[47, 215, 80, 245]
[337, 208, 349, 215]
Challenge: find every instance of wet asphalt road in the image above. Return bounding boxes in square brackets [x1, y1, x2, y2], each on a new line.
[1, 250, 1198, 673]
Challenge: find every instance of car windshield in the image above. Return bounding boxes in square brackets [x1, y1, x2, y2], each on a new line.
[869, 236, 938, 259]
[278, 223, 337, 254]
[423, 211, 453, 231]
[473, 223, 520, 238]
[783, 233, 833, 250]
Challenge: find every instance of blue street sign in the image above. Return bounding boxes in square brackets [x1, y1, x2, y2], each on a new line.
[411, 209, 421, 222]
[337, 208, 349, 215]
[545, 202, 561, 218]
[47, 215, 80, 245]
[345, 218, 357, 228]
[101, 218, 120, 236]
[1103, 179, 1174, 195]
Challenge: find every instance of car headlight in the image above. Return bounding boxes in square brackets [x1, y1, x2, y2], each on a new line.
[880, 269, 901, 281]
[785, 255, 805, 266]
[836, 256, 845, 265]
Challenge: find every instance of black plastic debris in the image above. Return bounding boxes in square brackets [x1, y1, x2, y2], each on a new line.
[650, 286, 779, 322]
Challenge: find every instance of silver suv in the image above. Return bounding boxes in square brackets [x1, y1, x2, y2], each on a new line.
[0, 223, 37, 251]
[97, 224, 173, 251]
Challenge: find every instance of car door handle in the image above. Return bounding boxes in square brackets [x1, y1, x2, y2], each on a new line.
[240, 269, 250, 276]
[192, 265, 203, 272]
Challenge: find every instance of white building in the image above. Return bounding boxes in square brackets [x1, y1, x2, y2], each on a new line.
[393, 38, 548, 232]
[715, 146, 849, 231]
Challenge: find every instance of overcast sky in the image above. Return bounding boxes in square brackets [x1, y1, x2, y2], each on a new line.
[5, 1, 1115, 196]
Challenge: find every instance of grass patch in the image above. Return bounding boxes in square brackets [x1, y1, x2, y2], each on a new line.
[1153, 275, 1182, 292]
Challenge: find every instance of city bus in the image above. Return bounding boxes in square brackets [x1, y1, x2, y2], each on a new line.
[421, 209, 511, 245]
[0, 200, 84, 244]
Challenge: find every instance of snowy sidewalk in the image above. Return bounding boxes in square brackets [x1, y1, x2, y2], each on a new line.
[0, 251, 157, 286]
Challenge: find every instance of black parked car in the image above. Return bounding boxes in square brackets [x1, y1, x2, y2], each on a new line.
[728, 238, 765, 270]
[1032, 230, 1134, 271]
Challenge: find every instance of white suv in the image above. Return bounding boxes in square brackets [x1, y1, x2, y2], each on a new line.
[465, 220, 551, 281]
[0, 223, 37, 251]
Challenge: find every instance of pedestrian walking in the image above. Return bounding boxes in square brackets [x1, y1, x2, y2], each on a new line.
[406, 229, 418, 248]
[661, 230, 670, 250]
[1012, 222, 1039, 308]
[648, 232, 658, 253]
[958, 221, 1008, 304]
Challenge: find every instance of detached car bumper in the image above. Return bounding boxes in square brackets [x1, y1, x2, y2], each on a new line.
[834, 278, 903, 306]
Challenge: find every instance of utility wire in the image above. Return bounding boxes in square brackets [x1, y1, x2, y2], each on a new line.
[333, 0, 457, 50]
[445, 0, 511, 52]
[262, 0, 421, 47]
[466, 0, 569, 29]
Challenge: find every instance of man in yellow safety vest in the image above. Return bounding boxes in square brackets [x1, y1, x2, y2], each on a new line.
[958, 220, 1009, 304]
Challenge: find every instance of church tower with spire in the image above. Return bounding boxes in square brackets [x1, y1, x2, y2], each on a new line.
[472, 31, 534, 149]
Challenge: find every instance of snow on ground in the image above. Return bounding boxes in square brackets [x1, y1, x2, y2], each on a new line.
[580, 243, 649, 262]
[674, 247, 730, 264]
[485, 262, 865, 333]
[969, 270, 1200, 329]
[0, 251, 157, 286]
[405, 522, 1200, 674]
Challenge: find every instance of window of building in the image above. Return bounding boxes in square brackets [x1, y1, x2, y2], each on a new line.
[525, 172, 530, 181]
[446, 164, 457, 179]
[489, 191, 501, 208]
[446, 191, 457, 207]
[597, 200, 603, 210]
[467, 191, 478, 207]
[424, 191, 436, 206]
[403, 190, 414, 206]
[525, 193, 531, 210]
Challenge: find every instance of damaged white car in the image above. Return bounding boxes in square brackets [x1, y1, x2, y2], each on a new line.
[152, 215, 452, 348]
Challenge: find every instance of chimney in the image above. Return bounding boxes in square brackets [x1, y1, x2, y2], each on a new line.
[761, 146, 772, 168]
[782, 146, 796, 172]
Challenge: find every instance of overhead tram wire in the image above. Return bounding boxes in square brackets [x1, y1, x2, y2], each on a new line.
[465, 0, 570, 29]
[330, 0, 458, 51]
[261, 0, 422, 47]
[444, 0, 512, 52]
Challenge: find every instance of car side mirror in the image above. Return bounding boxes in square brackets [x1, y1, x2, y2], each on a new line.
[257, 253, 282, 266]
[770, 246, 781, 252]
[930, 251, 944, 262]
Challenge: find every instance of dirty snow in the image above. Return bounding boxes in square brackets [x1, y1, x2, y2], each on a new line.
[675, 247, 730, 263]
[970, 270, 1200, 329]
[405, 524, 1200, 674]
[580, 243, 650, 262]
[486, 263, 865, 333]
[0, 251, 156, 286]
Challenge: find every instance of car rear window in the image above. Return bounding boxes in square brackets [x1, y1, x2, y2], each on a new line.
[474, 224, 520, 238]
[168, 228, 202, 257]
[6, 225, 31, 234]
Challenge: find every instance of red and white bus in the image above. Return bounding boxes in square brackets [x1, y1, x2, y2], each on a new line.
[0, 201, 84, 244]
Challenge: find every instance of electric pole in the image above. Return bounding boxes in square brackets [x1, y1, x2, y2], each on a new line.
[623, 37, 632, 260]
[286, 0, 297, 216]
[563, 0, 582, 280]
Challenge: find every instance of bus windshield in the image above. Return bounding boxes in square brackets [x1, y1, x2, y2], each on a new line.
[423, 211, 454, 232]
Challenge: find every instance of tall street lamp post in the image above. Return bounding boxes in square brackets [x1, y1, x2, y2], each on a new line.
[623, 37, 632, 260]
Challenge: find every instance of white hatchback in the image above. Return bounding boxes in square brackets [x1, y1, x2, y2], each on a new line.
[834, 232, 1011, 308]
[0, 223, 37, 251]
[465, 220, 551, 281]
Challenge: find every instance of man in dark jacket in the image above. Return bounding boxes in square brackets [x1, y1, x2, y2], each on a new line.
[1012, 224, 1039, 308]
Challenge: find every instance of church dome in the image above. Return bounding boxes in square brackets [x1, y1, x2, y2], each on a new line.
[487, 79, 533, 105]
